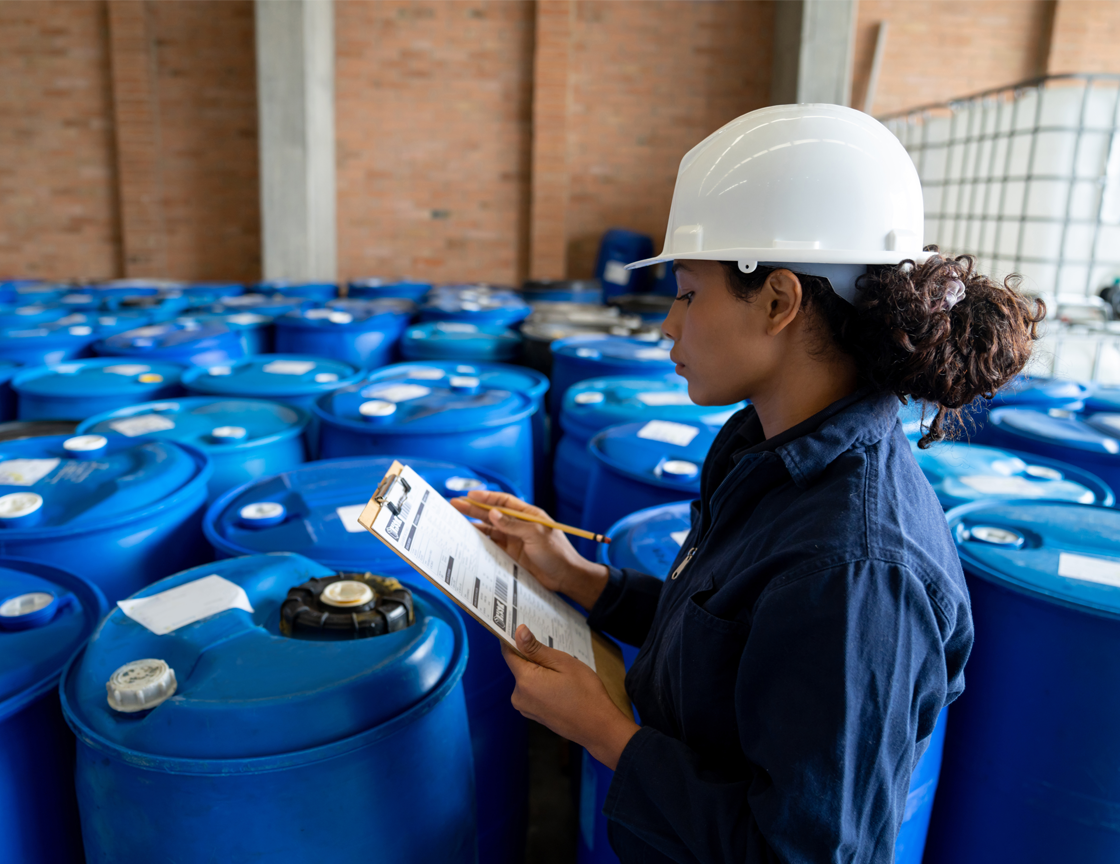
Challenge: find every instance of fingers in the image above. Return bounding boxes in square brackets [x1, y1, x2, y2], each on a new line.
[465, 488, 552, 521]
[512, 624, 571, 672]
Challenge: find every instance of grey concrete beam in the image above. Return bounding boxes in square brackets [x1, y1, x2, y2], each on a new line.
[771, 0, 859, 107]
[255, 0, 337, 282]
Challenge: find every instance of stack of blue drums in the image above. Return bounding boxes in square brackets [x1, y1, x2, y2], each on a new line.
[401, 321, 522, 362]
[1, 557, 106, 864]
[421, 285, 532, 329]
[314, 373, 537, 501]
[275, 299, 415, 369]
[254, 280, 338, 302]
[204, 459, 529, 864]
[549, 336, 676, 437]
[554, 375, 742, 526]
[0, 433, 211, 602]
[928, 501, 1120, 864]
[0, 317, 103, 366]
[522, 279, 603, 305]
[61, 552, 477, 863]
[79, 397, 308, 501]
[969, 377, 1091, 444]
[594, 228, 653, 300]
[12, 359, 185, 421]
[348, 278, 432, 303]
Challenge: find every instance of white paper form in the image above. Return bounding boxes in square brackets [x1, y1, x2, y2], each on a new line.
[367, 465, 596, 670]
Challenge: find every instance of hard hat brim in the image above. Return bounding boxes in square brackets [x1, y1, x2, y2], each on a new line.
[625, 248, 936, 271]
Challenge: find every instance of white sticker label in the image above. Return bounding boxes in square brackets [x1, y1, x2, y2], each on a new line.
[603, 260, 632, 286]
[117, 574, 255, 636]
[0, 458, 60, 487]
[636, 420, 700, 447]
[435, 322, 480, 333]
[1058, 552, 1120, 588]
[109, 414, 176, 437]
[670, 529, 690, 546]
[959, 476, 1053, 497]
[407, 367, 446, 380]
[104, 364, 151, 376]
[636, 391, 693, 407]
[362, 384, 431, 403]
[635, 348, 672, 361]
[263, 360, 317, 376]
[335, 504, 369, 533]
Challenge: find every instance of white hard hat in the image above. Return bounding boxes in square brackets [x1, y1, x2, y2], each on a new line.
[627, 104, 930, 303]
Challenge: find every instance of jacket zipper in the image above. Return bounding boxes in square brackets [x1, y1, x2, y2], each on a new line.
[670, 547, 696, 580]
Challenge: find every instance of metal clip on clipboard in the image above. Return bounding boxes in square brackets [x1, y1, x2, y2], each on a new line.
[373, 472, 410, 516]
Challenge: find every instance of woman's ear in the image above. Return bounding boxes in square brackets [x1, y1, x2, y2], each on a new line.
[761, 269, 803, 336]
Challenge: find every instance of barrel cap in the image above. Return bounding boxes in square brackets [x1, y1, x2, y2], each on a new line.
[106, 659, 177, 713]
[948, 499, 1120, 617]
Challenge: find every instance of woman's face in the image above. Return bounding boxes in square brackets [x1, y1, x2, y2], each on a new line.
[661, 260, 798, 406]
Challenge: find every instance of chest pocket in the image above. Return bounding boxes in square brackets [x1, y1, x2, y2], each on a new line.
[673, 588, 750, 768]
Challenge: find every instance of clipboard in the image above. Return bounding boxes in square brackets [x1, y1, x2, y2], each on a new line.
[357, 460, 631, 718]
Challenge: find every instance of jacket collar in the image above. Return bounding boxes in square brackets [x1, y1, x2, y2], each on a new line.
[775, 387, 901, 488]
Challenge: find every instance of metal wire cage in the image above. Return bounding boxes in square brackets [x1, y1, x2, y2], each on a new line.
[883, 74, 1120, 382]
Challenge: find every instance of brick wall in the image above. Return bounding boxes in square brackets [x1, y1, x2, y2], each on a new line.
[1048, 0, 1120, 74]
[335, 0, 535, 286]
[563, 0, 773, 278]
[0, 1, 120, 281]
[851, 1, 1055, 117]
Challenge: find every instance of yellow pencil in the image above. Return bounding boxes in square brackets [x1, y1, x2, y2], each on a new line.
[451, 498, 612, 544]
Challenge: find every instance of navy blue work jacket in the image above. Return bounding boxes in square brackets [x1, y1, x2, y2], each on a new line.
[587, 388, 973, 864]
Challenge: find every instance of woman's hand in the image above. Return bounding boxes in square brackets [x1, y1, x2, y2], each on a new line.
[451, 489, 609, 610]
[503, 624, 639, 771]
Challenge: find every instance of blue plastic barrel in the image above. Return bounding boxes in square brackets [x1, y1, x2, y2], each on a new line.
[254, 280, 338, 302]
[95, 320, 247, 367]
[926, 500, 1120, 864]
[588, 501, 949, 864]
[79, 396, 308, 501]
[203, 456, 527, 864]
[181, 282, 245, 302]
[179, 310, 275, 355]
[86, 310, 156, 337]
[61, 552, 476, 864]
[210, 293, 306, 317]
[910, 440, 1115, 509]
[549, 336, 676, 439]
[9, 282, 65, 305]
[181, 354, 361, 457]
[581, 420, 715, 557]
[400, 321, 521, 362]
[0, 320, 101, 368]
[0, 557, 106, 864]
[522, 279, 603, 305]
[315, 375, 538, 501]
[421, 286, 532, 329]
[554, 376, 741, 526]
[13, 359, 186, 422]
[980, 408, 1120, 498]
[0, 434, 210, 602]
[594, 229, 654, 300]
[349, 278, 432, 303]
[1085, 383, 1120, 414]
[274, 299, 415, 369]
[0, 360, 21, 422]
[969, 377, 1091, 444]
[0, 304, 74, 328]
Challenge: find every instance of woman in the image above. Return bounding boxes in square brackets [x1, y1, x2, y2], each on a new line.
[454, 104, 1043, 863]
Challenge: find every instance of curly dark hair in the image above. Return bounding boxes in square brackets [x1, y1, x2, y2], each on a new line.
[721, 248, 1046, 448]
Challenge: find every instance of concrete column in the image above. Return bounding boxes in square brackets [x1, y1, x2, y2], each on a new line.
[255, 0, 336, 282]
[528, 0, 573, 280]
[771, 0, 859, 106]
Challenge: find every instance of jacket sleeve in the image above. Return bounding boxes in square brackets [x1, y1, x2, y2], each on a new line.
[586, 566, 665, 648]
[603, 558, 965, 864]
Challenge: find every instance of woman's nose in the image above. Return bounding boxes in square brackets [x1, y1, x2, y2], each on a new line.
[662, 298, 683, 342]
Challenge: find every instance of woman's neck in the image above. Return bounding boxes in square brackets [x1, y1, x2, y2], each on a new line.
[749, 350, 861, 441]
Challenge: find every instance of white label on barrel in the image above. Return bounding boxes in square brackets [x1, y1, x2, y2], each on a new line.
[635, 348, 672, 361]
[407, 367, 445, 380]
[1058, 552, 1120, 588]
[959, 476, 1052, 497]
[636, 391, 693, 407]
[117, 574, 254, 636]
[636, 420, 699, 447]
[436, 322, 479, 333]
[263, 360, 316, 376]
[670, 530, 689, 546]
[335, 504, 368, 532]
[110, 414, 176, 437]
[0, 458, 59, 486]
[362, 384, 431, 403]
[603, 260, 631, 286]
[104, 364, 151, 376]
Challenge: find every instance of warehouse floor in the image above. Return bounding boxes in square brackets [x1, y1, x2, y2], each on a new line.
[526, 721, 579, 863]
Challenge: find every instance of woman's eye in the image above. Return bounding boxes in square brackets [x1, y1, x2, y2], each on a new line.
[675, 292, 695, 305]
